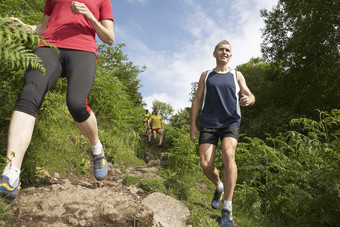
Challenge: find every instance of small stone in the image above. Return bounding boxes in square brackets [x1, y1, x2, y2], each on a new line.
[84, 211, 93, 219]
[115, 168, 122, 174]
[68, 204, 80, 210]
[79, 220, 87, 226]
[68, 217, 78, 226]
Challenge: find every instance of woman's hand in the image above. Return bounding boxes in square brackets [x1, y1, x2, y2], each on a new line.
[6, 15, 49, 35]
[6, 17, 33, 32]
[7, 17, 26, 26]
[70, 1, 95, 20]
[70, 1, 115, 45]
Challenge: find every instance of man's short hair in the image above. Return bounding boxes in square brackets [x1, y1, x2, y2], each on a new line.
[214, 40, 231, 52]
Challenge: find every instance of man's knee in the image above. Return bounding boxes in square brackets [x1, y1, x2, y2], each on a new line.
[221, 139, 237, 162]
[200, 160, 215, 172]
[222, 150, 236, 170]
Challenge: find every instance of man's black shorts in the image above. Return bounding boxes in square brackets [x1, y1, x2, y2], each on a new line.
[199, 126, 239, 145]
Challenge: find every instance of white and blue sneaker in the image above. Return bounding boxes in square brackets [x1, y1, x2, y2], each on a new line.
[0, 175, 21, 202]
[92, 152, 108, 181]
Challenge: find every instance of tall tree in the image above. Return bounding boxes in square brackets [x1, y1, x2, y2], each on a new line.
[152, 100, 174, 122]
[261, 0, 340, 115]
[169, 107, 191, 132]
[237, 58, 296, 138]
[97, 43, 145, 105]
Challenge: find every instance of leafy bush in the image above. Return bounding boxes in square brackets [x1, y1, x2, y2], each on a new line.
[235, 109, 340, 226]
[165, 125, 200, 175]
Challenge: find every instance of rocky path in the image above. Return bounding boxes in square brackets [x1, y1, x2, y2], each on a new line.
[6, 161, 191, 227]
[6, 164, 152, 227]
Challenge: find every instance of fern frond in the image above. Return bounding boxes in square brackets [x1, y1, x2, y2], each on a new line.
[0, 17, 49, 74]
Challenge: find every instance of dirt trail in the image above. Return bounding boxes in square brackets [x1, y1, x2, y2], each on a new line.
[6, 163, 156, 227]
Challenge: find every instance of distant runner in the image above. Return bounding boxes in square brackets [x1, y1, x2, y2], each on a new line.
[147, 110, 154, 144]
[149, 108, 164, 147]
[142, 109, 150, 135]
[190, 40, 255, 227]
[0, 0, 115, 202]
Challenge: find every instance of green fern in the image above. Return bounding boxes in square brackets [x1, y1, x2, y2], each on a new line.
[0, 17, 52, 74]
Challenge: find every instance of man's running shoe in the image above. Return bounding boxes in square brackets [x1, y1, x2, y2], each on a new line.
[93, 152, 108, 181]
[220, 208, 234, 227]
[212, 187, 224, 209]
[0, 175, 21, 202]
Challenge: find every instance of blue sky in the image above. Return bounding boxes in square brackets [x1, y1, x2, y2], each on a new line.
[110, 0, 278, 113]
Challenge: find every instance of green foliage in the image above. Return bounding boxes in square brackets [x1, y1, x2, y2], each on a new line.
[123, 175, 143, 186]
[157, 168, 189, 200]
[261, 0, 339, 72]
[91, 68, 138, 128]
[0, 18, 46, 74]
[0, 199, 9, 227]
[97, 43, 145, 105]
[260, 0, 340, 115]
[0, 71, 23, 122]
[88, 44, 147, 169]
[99, 126, 145, 169]
[0, 0, 45, 24]
[161, 109, 340, 226]
[138, 177, 166, 193]
[93, 44, 146, 132]
[237, 58, 297, 138]
[169, 107, 191, 132]
[235, 109, 340, 226]
[165, 125, 200, 175]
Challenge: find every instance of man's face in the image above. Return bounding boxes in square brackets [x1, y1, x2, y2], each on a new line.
[155, 108, 159, 114]
[213, 44, 232, 63]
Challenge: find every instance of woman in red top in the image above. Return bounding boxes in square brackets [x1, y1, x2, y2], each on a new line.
[0, 0, 114, 201]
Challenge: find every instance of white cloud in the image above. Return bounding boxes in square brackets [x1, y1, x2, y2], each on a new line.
[126, 0, 147, 5]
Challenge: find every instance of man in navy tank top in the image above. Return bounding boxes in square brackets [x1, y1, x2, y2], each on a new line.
[190, 40, 255, 227]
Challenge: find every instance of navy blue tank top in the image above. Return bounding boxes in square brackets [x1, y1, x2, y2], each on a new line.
[200, 69, 241, 128]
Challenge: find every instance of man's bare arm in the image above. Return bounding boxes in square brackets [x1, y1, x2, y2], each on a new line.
[190, 71, 207, 143]
[237, 71, 255, 106]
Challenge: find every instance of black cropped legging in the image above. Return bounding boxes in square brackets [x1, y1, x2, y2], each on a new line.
[14, 47, 97, 122]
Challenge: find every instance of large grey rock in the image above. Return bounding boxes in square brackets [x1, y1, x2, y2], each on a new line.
[142, 192, 190, 227]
